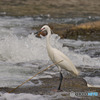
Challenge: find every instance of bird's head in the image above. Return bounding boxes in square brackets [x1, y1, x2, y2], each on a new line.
[34, 25, 50, 37]
[41, 25, 50, 31]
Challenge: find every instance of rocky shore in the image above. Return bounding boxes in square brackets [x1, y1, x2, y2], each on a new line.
[32, 21, 100, 41]
[0, 77, 100, 99]
[0, 0, 100, 41]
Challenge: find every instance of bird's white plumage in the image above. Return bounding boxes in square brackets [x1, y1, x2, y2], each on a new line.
[41, 25, 79, 76]
[52, 48, 79, 75]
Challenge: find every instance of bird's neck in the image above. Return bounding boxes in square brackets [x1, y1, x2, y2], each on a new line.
[46, 28, 52, 50]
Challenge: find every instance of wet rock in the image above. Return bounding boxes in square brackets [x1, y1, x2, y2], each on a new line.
[0, 77, 100, 93]
[65, 21, 100, 41]
[0, 77, 100, 99]
[32, 21, 100, 41]
[62, 77, 87, 88]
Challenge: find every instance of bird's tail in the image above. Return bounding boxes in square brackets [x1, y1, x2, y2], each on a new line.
[75, 69, 80, 76]
[73, 67, 80, 76]
[71, 68, 80, 76]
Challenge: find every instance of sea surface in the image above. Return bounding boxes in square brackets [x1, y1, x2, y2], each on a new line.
[0, 16, 100, 100]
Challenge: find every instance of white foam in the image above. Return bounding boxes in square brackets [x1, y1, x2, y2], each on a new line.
[0, 63, 44, 87]
[0, 33, 100, 68]
[84, 76, 100, 86]
[0, 34, 47, 62]
[0, 16, 100, 68]
[0, 93, 47, 100]
[33, 75, 52, 79]
[60, 39, 100, 68]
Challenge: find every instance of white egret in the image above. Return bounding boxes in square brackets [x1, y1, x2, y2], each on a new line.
[35, 25, 79, 90]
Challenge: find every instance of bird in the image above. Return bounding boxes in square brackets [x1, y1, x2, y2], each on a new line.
[34, 25, 79, 90]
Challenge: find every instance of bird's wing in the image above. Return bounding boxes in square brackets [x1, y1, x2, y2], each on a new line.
[52, 48, 74, 66]
[52, 48, 79, 75]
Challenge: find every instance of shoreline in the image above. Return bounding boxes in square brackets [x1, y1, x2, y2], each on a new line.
[0, 77, 100, 99]
[32, 21, 100, 41]
[0, 0, 100, 18]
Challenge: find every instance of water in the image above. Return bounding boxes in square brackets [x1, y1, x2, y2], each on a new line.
[0, 93, 47, 100]
[0, 16, 100, 100]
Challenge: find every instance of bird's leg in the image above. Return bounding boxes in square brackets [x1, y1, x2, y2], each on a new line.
[58, 72, 63, 90]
